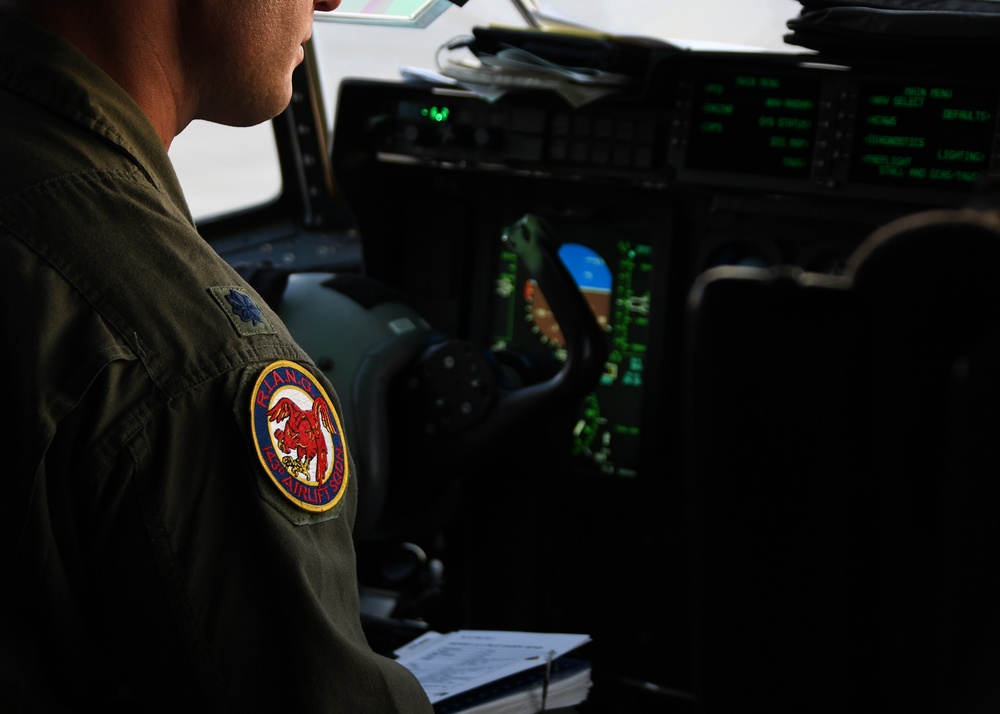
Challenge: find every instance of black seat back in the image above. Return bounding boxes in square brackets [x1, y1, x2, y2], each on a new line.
[683, 207, 1000, 712]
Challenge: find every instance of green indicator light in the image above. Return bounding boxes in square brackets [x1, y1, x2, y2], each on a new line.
[420, 106, 450, 122]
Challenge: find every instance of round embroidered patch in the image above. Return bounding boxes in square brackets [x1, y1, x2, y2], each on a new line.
[251, 360, 349, 512]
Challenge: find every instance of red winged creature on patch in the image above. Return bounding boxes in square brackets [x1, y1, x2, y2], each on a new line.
[266, 396, 334, 484]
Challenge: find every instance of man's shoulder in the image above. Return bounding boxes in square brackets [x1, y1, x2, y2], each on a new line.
[0, 90, 126, 199]
[0, 10, 183, 207]
[0, 160, 296, 394]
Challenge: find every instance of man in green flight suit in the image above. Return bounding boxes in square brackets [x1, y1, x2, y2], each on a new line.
[0, 0, 434, 711]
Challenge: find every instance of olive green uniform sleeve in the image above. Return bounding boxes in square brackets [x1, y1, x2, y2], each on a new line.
[75, 359, 431, 712]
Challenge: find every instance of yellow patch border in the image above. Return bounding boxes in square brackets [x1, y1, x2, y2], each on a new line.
[250, 360, 349, 513]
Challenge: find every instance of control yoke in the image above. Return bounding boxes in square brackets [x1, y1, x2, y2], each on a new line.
[399, 214, 609, 457]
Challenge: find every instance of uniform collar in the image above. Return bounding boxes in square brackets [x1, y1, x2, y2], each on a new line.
[0, 7, 194, 225]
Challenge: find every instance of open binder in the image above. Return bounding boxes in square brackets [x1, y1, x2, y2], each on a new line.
[394, 630, 592, 714]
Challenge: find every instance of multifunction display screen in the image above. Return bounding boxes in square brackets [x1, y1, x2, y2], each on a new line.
[850, 81, 999, 189]
[488, 225, 654, 479]
[684, 72, 823, 178]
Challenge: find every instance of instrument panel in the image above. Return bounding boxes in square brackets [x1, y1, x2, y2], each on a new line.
[340, 51, 1000, 205]
[670, 59, 1000, 203]
[487, 221, 655, 479]
[330, 49, 1000, 489]
[323, 49, 1000, 697]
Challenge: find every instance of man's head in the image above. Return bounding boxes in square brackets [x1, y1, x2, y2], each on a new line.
[6, 0, 340, 146]
[178, 0, 341, 129]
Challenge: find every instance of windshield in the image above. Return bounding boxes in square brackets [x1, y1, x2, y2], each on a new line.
[312, 0, 800, 113]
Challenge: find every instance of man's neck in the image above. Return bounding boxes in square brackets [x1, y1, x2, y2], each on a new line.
[14, 1, 189, 149]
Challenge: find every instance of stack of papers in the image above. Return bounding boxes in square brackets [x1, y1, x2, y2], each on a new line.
[401, 25, 680, 107]
[403, 45, 633, 107]
[394, 629, 592, 714]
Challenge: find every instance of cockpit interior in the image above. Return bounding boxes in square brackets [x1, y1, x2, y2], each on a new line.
[176, 1, 1000, 710]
